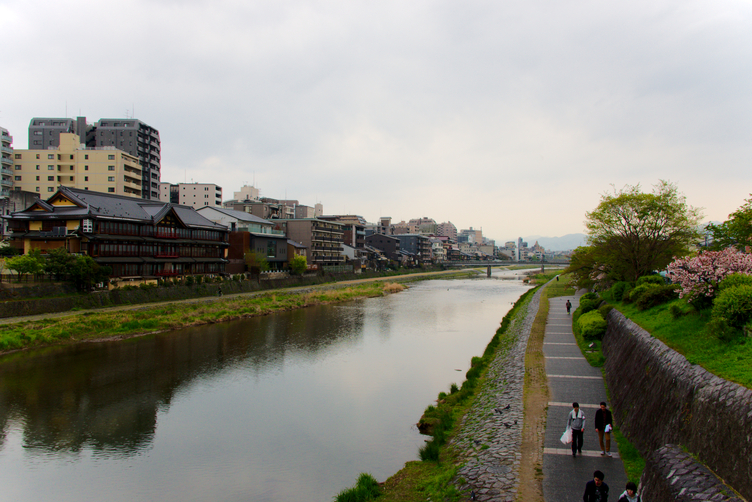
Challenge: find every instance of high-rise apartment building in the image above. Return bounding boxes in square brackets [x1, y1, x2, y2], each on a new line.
[1, 127, 14, 197]
[12, 133, 143, 198]
[437, 221, 457, 241]
[28, 117, 161, 200]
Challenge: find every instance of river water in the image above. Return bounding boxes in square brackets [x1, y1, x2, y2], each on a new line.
[0, 271, 532, 502]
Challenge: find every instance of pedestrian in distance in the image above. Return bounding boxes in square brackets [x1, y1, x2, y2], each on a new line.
[617, 481, 640, 502]
[217, 285, 222, 297]
[566, 299, 572, 314]
[595, 401, 613, 456]
[583, 470, 609, 502]
[568, 402, 585, 457]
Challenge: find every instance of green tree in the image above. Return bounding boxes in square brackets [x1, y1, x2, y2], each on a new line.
[6, 253, 44, 282]
[69, 255, 111, 291]
[706, 196, 752, 251]
[289, 255, 307, 275]
[44, 247, 75, 280]
[579, 181, 702, 283]
[244, 251, 270, 274]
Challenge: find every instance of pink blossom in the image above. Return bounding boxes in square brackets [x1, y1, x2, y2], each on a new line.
[666, 248, 752, 302]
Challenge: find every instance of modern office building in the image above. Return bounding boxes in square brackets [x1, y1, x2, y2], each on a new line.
[28, 117, 161, 200]
[12, 133, 143, 198]
[1, 127, 14, 197]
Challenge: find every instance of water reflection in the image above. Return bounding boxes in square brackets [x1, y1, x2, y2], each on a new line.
[0, 305, 366, 457]
[0, 275, 531, 502]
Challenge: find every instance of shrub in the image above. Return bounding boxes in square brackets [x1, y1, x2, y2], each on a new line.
[712, 284, 752, 328]
[611, 281, 632, 301]
[185, 275, 195, 286]
[636, 275, 665, 287]
[625, 283, 659, 303]
[634, 284, 680, 310]
[578, 310, 608, 340]
[598, 304, 614, 319]
[707, 317, 744, 343]
[718, 273, 752, 292]
[581, 292, 599, 301]
[579, 297, 601, 315]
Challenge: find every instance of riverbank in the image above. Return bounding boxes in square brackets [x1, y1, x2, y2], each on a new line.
[0, 282, 406, 355]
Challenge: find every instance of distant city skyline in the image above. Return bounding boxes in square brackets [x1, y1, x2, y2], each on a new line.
[2, 1, 750, 243]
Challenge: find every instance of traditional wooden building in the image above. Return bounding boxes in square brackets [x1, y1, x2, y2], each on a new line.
[6, 187, 229, 278]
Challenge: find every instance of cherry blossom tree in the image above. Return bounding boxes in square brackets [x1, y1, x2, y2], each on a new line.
[666, 248, 752, 304]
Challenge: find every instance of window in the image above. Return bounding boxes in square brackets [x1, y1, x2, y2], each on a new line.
[108, 155, 115, 160]
[85, 154, 89, 160]
[36, 165, 40, 170]
[48, 154, 54, 159]
[14, 154, 21, 159]
[108, 176, 114, 182]
[84, 176, 88, 181]
[82, 219, 93, 232]
[48, 165, 54, 170]
[48, 176, 54, 181]
[36, 154, 40, 159]
[69, 166, 73, 171]
[69, 176, 74, 181]
[84, 166, 88, 171]
[108, 166, 115, 171]
[33, 140, 40, 145]
[69, 155, 73, 160]
[36, 187, 40, 192]
[14, 176, 21, 181]
[14, 165, 21, 170]
[48, 187, 54, 192]
[33, 131, 42, 136]
[108, 188, 115, 193]
[36, 176, 39, 181]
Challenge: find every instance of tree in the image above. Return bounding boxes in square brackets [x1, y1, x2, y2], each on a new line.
[244, 251, 269, 274]
[582, 181, 702, 283]
[289, 255, 307, 275]
[5, 253, 44, 282]
[68, 255, 111, 291]
[706, 195, 752, 251]
[666, 248, 752, 305]
[44, 247, 75, 280]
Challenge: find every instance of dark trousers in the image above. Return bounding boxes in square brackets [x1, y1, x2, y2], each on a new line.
[571, 429, 583, 453]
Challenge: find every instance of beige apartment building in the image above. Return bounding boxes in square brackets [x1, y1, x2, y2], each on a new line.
[159, 182, 223, 208]
[12, 133, 142, 198]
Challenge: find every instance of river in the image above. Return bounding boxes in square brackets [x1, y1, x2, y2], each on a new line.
[0, 270, 532, 501]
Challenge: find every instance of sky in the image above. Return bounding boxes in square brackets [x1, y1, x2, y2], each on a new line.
[1, 0, 751, 244]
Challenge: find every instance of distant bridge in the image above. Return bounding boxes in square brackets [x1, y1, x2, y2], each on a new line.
[443, 259, 569, 268]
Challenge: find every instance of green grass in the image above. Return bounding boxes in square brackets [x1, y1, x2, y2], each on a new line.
[0, 282, 404, 353]
[612, 424, 645, 485]
[613, 298, 752, 388]
[335, 473, 381, 502]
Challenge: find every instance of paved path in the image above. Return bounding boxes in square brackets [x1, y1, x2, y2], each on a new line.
[542, 293, 627, 501]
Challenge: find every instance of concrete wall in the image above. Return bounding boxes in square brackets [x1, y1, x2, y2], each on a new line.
[603, 310, 752, 501]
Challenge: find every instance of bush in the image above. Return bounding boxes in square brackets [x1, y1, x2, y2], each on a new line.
[598, 304, 614, 319]
[707, 317, 744, 343]
[611, 281, 633, 301]
[581, 292, 599, 301]
[578, 310, 608, 340]
[712, 284, 752, 328]
[634, 284, 680, 310]
[636, 275, 665, 287]
[718, 273, 752, 292]
[625, 283, 659, 303]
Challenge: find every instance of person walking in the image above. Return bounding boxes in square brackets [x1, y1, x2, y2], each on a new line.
[617, 481, 640, 502]
[568, 402, 585, 457]
[595, 401, 613, 456]
[583, 470, 609, 502]
[566, 300, 572, 314]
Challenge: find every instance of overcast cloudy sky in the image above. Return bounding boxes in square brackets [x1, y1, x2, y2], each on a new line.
[2, 0, 750, 243]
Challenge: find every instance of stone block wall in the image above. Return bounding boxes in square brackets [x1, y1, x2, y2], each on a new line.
[603, 310, 752, 501]
[641, 445, 744, 501]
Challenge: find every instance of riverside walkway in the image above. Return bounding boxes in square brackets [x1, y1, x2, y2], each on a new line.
[542, 293, 627, 501]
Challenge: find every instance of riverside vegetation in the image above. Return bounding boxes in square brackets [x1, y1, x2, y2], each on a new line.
[0, 282, 405, 353]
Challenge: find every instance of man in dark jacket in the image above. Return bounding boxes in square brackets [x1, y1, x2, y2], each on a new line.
[594, 401, 613, 456]
[583, 470, 609, 502]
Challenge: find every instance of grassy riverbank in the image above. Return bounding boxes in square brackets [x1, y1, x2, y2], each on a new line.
[0, 282, 404, 354]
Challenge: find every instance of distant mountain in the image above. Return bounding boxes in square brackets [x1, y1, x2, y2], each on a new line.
[522, 233, 587, 251]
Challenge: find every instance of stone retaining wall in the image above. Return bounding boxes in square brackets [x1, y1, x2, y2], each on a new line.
[603, 310, 752, 501]
[641, 445, 744, 501]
